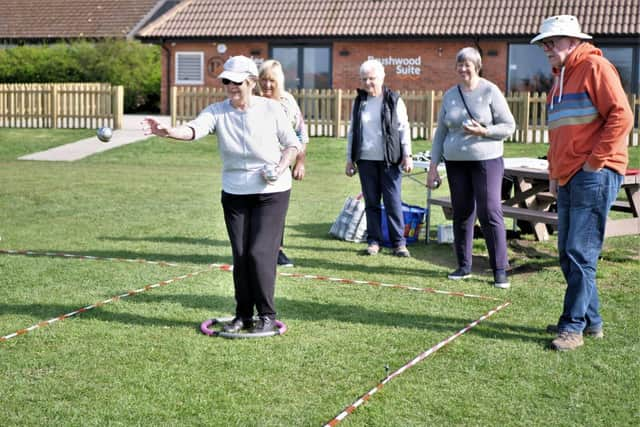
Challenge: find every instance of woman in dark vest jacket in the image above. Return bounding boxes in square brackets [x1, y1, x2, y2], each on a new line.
[345, 59, 414, 256]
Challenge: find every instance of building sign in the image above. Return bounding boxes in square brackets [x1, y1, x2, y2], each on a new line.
[367, 55, 422, 79]
[208, 56, 224, 76]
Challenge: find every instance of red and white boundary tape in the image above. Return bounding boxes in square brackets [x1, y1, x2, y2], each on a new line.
[1, 248, 512, 424]
[278, 271, 502, 301]
[1, 249, 500, 301]
[323, 300, 511, 427]
[0, 249, 179, 267]
[1, 249, 505, 345]
[0, 266, 224, 342]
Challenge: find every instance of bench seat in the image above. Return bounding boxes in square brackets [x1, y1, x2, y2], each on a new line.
[429, 197, 558, 225]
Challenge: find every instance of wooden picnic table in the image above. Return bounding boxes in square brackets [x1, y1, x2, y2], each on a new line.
[428, 157, 640, 241]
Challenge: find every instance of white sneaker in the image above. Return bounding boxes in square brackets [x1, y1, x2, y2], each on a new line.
[493, 271, 510, 289]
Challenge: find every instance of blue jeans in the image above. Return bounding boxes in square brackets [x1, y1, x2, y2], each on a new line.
[556, 168, 622, 333]
[357, 160, 406, 247]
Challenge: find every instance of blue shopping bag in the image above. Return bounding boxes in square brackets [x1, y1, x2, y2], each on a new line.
[380, 202, 426, 247]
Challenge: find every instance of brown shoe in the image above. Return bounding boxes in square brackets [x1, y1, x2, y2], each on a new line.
[366, 243, 380, 255]
[546, 324, 604, 339]
[551, 331, 584, 351]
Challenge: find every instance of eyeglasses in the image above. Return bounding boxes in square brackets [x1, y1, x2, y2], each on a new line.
[222, 78, 243, 86]
[538, 37, 563, 50]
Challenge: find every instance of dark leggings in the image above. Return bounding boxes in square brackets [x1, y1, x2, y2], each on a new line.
[445, 158, 509, 272]
[221, 190, 290, 319]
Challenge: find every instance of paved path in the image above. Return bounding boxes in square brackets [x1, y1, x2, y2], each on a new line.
[18, 115, 171, 162]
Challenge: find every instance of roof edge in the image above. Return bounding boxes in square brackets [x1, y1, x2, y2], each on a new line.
[127, 0, 173, 39]
[137, 0, 195, 38]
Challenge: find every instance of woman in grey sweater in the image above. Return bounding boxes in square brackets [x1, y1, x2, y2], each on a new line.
[427, 47, 515, 288]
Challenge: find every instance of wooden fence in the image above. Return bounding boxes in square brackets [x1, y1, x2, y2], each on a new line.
[0, 83, 124, 129]
[172, 86, 639, 146]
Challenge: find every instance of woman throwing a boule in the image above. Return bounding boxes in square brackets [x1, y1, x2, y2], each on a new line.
[142, 56, 301, 333]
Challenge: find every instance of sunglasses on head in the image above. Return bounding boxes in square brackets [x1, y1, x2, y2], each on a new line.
[222, 78, 243, 86]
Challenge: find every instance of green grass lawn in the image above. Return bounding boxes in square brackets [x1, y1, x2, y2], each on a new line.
[0, 129, 638, 426]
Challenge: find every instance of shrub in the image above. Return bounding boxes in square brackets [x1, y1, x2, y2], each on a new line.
[0, 40, 161, 113]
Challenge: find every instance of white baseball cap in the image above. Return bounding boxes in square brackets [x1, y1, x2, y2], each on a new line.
[218, 56, 259, 83]
[530, 15, 592, 44]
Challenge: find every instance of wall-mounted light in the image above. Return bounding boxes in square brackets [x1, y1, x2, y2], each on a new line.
[437, 47, 443, 57]
[339, 49, 350, 56]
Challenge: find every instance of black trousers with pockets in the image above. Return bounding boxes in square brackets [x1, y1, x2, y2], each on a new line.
[221, 190, 290, 319]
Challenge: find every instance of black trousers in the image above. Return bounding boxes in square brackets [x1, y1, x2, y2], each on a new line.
[221, 190, 290, 319]
[444, 158, 509, 272]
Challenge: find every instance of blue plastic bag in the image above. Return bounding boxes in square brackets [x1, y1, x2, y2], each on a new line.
[380, 202, 426, 247]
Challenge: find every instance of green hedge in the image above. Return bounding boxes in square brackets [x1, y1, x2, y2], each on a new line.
[0, 40, 161, 113]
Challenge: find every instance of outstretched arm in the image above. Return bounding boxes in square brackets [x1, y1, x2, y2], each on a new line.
[141, 116, 195, 140]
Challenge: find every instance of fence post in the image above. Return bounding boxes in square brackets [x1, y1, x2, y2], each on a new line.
[333, 89, 342, 138]
[628, 93, 637, 147]
[50, 84, 58, 129]
[521, 92, 531, 143]
[425, 90, 434, 140]
[112, 85, 124, 129]
[170, 86, 177, 127]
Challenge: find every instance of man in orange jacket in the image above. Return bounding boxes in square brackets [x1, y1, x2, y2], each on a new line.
[531, 15, 633, 351]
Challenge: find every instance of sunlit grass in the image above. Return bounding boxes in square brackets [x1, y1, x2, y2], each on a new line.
[0, 130, 638, 426]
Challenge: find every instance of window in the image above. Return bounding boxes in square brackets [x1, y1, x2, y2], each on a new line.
[508, 43, 640, 95]
[600, 47, 635, 94]
[507, 44, 553, 93]
[271, 46, 331, 90]
[303, 47, 331, 89]
[272, 47, 299, 89]
[175, 52, 204, 85]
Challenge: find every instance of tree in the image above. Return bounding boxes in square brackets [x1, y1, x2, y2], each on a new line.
[0, 40, 161, 113]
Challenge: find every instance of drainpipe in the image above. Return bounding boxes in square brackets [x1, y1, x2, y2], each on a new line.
[473, 37, 483, 77]
[161, 40, 171, 115]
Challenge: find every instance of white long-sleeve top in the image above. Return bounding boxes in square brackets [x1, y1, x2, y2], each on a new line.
[346, 94, 412, 162]
[280, 92, 309, 145]
[188, 96, 301, 195]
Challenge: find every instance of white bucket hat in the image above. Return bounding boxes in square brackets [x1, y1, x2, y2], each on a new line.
[530, 15, 592, 44]
[218, 56, 259, 83]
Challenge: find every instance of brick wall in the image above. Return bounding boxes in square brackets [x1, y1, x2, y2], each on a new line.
[159, 39, 509, 114]
[332, 39, 508, 92]
[160, 40, 268, 113]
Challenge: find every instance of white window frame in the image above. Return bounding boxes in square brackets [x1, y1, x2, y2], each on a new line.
[175, 52, 204, 85]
